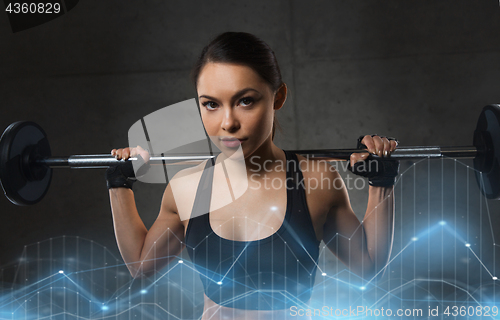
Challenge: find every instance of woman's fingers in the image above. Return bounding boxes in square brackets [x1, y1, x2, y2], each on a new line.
[389, 139, 398, 152]
[361, 135, 383, 156]
[360, 135, 374, 155]
[111, 147, 131, 160]
[382, 138, 391, 157]
[360, 135, 399, 157]
[110, 146, 150, 161]
[373, 136, 384, 157]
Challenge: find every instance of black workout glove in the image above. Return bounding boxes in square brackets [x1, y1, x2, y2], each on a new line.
[105, 160, 137, 190]
[347, 135, 400, 187]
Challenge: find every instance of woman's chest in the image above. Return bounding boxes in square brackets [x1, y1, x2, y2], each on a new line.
[182, 171, 332, 242]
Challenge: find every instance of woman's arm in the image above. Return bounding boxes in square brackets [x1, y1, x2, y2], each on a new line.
[322, 136, 397, 280]
[363, 186, 395, 276]
[322, 183, 394, 279]
[108, 147, 185, 278]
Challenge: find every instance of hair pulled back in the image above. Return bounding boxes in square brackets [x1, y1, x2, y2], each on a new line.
[191, 32, 283, 140]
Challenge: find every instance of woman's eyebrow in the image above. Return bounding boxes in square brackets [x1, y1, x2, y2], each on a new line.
[232, 88, 261, 98]
[199, 88, 261, 101]
[198, 94, 218, 101]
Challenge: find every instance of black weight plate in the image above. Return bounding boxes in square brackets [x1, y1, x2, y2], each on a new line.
[0, 121, 52, 205]
[473, 104, 500, 200]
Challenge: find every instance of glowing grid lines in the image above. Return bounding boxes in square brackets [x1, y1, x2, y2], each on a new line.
[0, 157, 499, 319]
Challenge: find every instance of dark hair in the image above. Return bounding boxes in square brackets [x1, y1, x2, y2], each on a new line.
[191, 32, 283, 140]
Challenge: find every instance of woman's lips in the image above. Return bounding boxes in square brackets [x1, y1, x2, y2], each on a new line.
[220, 138, 246, 148]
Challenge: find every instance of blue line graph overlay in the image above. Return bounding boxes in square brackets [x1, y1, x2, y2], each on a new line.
[0, 157, 499, 319]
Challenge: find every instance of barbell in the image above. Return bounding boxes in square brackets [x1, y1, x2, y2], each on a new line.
[1, 105, 499, 206]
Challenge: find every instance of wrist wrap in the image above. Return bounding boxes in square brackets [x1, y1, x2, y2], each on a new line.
[347, 135, 400, 187]
[105, 160, 137, 190]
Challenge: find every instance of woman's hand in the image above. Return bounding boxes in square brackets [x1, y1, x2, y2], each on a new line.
[111, 145, 150, 162]
[349, 135, 398, 168]
[348, 135, 400, 187]
[106, 146, 150, 190]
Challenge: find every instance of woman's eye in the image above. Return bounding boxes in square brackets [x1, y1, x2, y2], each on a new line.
[202, 101, 218, 110]
[239, 97, 254, 107]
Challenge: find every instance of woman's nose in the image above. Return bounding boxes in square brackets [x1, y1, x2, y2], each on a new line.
[221, 108, 240, 132]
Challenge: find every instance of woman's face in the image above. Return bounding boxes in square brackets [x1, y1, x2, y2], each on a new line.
[197, 63, 277, 159]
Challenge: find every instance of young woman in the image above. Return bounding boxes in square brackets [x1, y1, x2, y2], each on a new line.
[107, 32, 399, 319]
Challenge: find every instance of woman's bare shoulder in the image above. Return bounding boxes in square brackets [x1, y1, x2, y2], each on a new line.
[161, 160, 209, 220]
[167, 160, 208, 191]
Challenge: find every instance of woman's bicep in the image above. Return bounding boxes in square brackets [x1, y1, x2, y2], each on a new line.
[322, 180, 372, 272]
[139, 183, 185, 274]
[148, 182, 185, 249]
[322, 186, 358, 250]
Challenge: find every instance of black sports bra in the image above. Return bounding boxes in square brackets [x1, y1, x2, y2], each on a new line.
[185, 150, 320, 310]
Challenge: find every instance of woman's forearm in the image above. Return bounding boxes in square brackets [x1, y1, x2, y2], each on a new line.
[109, 188, 148, 275]
[362, 185, 395, 276]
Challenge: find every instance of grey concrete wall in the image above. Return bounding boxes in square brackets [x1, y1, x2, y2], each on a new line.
[1, 0, 500, 309]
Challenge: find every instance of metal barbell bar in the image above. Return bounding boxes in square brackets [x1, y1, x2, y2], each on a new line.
[1, 105, 499, 206]
[39, 145, 478, 169]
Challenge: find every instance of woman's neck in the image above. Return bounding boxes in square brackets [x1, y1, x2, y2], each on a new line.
[244, 138, 284, 175]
